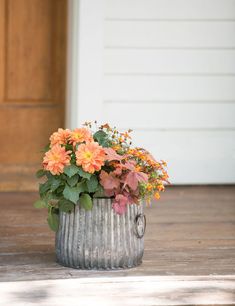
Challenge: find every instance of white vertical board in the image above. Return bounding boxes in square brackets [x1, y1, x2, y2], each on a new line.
[66, 0, 104, 129]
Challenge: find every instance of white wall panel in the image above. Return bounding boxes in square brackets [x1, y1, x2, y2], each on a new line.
[73, 0, 235, 183]
[102, 0, 235, 183]
[103, 102, 235, 129]
[131, 131, 235, 184]
[105, 21, 235, 48]
[105, 0, 235, 20]
[104, 49, 235, 74]
[104, 76, 235, 101]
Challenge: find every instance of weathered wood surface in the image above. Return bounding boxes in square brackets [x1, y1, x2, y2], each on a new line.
[1, 275, 235, 306]
[0, 186, 235, 305]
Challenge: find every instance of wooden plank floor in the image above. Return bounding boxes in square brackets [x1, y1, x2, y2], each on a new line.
[0, 186, 235, 305]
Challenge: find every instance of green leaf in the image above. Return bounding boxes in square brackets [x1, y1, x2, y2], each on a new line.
[45, 171, 53, 179]
[77, 167, 92, 179]
[63, 185, 80, 204]
[80, 193, 93, 210]
[86, 175, 98, 193]
[47, 212, 59, 232]
[63, 183, 86, 204]
[77, 179, 88, 192]
[77, 181, 88, 193]
[42, 143, 50, 153]
[55, 184, 65, 195]
[39, 181, 51, 197]
[67, 175, 79, 187]
[64, 164, 80, 178]
[36, 169, 46, 178]
[34, 199, 47, 209]
[65, 144, 73, 151]
[45, 191, 54, 202]
[58, 199, 74, 213]
[93, 185, 105, 198]
[50, 178, 61, 191]
[93, 130, 110, 147]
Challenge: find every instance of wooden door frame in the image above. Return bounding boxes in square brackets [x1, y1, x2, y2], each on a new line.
[66, 0, 104, 129]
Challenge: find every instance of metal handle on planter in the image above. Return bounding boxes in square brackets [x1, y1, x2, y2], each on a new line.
[134, 213, 146, 239]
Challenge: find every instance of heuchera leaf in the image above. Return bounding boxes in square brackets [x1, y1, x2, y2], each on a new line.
[125, 171, 148, 191]
[112, 194, 128, 215]
[104, 148, 124, 161]
[99, 170, 120, 190]
[79, 193, 93, 210]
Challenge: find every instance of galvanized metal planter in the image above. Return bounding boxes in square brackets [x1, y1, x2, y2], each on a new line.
[55, 198, 146, 269]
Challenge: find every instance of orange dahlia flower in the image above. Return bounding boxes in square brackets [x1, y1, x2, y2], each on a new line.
[75, 142, 105, 173]
[43, 144, 71, 175]
[70, 128, 93, 146]
[50, 128, 71, 146]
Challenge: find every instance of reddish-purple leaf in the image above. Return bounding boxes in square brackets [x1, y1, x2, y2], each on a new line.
[125, 171, 148, 191]
[112, 194, 128, 215]
[99, 170, 120, 190]
[104, 148, 124, 161]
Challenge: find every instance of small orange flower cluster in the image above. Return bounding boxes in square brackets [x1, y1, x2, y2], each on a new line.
[99, 124, 132, 154]
[124, 147, 169, 201]
[96, 124, 169, 203]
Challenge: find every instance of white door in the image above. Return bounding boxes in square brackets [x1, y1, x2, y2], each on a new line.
[67, 0, 235, 184]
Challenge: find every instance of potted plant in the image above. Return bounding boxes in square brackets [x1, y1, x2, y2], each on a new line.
[34, 122, 169, 269]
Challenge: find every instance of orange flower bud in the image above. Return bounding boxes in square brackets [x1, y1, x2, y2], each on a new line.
[154, 192, 160, 200]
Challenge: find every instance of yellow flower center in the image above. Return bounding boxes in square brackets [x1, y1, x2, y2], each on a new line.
[52, 153, 60, 161]
[83, 151, 93, 160]
[74, 133, 81, 139]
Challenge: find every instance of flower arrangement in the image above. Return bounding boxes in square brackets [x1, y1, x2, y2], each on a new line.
[34, 122, 169, 231]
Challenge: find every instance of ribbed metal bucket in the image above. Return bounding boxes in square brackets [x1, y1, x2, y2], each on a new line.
[55, 198, 145, 269]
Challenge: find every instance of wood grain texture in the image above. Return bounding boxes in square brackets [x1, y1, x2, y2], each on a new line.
[0, 0, 67, 191]
[1, 276, 235, 306]
[6, 0, 53, 101]
[0, 186, 234, 305]
[0, 164, 39, 191]
[0, 186, 234, 279]
[3, 0, 67, 103]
